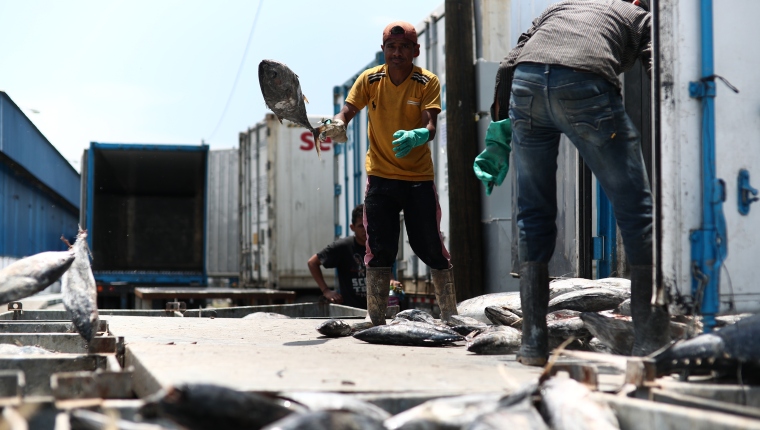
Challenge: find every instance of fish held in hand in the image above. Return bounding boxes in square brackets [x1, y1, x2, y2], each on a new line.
[316, 319, 352, 337]
[0, 250, 74, 305]
[258, 59, 324, 159]
[61, 229, 99, 342]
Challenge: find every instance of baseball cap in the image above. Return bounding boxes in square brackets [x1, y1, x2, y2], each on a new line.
[382, 21, 417, 45]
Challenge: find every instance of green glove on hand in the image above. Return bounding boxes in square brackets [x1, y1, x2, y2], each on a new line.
[392, 128, 430, 158]
[473, 119, 512, 195]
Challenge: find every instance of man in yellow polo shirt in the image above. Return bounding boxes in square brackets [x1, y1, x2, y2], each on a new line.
[321, 21, 457, 325]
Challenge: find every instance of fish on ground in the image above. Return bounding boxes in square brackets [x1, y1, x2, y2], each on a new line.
[548, 277, 630, 300]
[465, 397, 549, 430]
[447, 315, 490, 337]
[262, 410, 385, 430]
[140, 383, 296, 430]
[457, 292, 522, 324]
[258, 59, 324, 158]
[579, 312, 636, 356]
[466, 326, 522, 355]
[548, 317, 589, 340]
[243, 312, 291, 320]
[0, 250, 74, 305]
[393, 308, 438, 325]
[612, 298, 631, 316]
[540, 376, 620, 430]
[353, 321, 463, 347]
[484, 306, 523, 327]
[315, 319, 352, 338]
[654, 313, 760, 378]
[547, 309, 581, 321]
[384, 392, 507, 430]
[276, 391, 391, 422]
[61, 229, 99, 342]
[350, 321, 374, 333]
[548, 288, 628, 313]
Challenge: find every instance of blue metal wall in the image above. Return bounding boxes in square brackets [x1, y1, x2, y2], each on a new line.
[0, 92, 80, 258]
[0, 92, 80, 208]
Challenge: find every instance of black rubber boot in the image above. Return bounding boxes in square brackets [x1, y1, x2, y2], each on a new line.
[630, 265, 671, 356]
[431, 267, 458, 322]
[516, 262, 549, 367]
[366, 267, 392, 326]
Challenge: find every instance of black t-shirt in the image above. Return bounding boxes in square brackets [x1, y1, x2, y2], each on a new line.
[317, 236, 366, 309]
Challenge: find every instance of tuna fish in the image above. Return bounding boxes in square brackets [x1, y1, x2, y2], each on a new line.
[612, 298, 631, 316]
[350, 321, 374, 333]
[547, 310, 581, 321]
[61, 230, 99, 342]
[384, 393, 507, 430]
[465, 397, 549, 430]
[540, 376, 620, 430]
[262, 410, 386, 430]
[258, 59, 323, 158]
[0, 250, 74, 305]
[579, 312, 635, 355]
[654, 313, 760, 377]
[141, 383, 295, 430]
[457, 292, 522, 324]
[447, 315, 489, 336]
[394, 309, 437, 325]
[484, 306, 523, 327]
[276, 391, 391, 422]
[353, 321, 464, 347]
[548, 317, 589, 340]
[315, 319, 352, 338]
[466, 326, 522, 355]
[548, 288, 628, 313]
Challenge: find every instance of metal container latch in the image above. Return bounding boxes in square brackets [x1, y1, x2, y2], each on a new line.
[7, 302, 22, 320]
[738, 169, 758, 215]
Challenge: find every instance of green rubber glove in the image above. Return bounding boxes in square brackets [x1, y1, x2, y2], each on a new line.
[473, 119, 512, 195]
[392, 128, 430, 158]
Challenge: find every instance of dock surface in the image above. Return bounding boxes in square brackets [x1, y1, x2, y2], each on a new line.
[105, 316, 542, 397]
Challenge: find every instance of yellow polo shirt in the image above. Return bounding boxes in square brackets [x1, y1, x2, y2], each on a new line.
[346, 64, 441, 181]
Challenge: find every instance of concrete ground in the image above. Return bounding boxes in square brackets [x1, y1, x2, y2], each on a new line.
[104, 316, 545, 399]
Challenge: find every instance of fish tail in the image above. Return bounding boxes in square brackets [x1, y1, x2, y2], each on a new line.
[312, 130, 322, 160]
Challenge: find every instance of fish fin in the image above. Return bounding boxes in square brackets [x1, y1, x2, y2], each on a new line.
[303, 95, 309, 104]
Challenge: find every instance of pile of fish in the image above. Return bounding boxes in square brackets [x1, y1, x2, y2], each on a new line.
[128, 374, 621, 430]
[316, 277, 759, 375]
[0, 228, 100, 342]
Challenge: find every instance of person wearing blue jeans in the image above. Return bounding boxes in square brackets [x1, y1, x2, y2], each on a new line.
[474, 0, 668, 366]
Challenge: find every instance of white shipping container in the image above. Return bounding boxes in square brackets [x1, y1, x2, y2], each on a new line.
[657, 1, 760, 313]
[239, 114, 335, 290]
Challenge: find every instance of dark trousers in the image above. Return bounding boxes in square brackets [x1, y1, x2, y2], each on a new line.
[363, 176, 450, 270]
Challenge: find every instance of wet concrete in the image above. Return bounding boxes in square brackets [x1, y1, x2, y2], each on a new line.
[104, 316, 543, 398]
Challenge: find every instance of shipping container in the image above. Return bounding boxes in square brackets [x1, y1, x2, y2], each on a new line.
[656, 1, 760, 316]
[206, 149, 239, 282]
[81, 142, 208, 306]
[0, 92, 79, 269]
[239, 114, 335, 290]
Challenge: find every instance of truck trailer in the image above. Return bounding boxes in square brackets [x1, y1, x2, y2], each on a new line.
[80, 142, 209, 309]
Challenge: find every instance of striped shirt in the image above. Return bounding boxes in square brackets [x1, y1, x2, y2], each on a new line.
[492, 0, 651, 117]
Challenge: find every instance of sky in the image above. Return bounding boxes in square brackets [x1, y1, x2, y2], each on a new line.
[0, 1, 443, 172]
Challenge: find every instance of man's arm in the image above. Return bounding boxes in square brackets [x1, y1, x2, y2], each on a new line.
[307, 254, 342, 303]
[334, 102, 360, 126]
[421, 108, 440, 141]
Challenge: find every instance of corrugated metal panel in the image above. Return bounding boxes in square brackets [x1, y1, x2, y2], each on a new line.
[0, 92, 79, 208]
[206, 149, 239, 277]
[0, 160, 78, 258]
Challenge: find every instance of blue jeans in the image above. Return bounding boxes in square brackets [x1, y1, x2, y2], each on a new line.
[510, 63, 653, 266]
